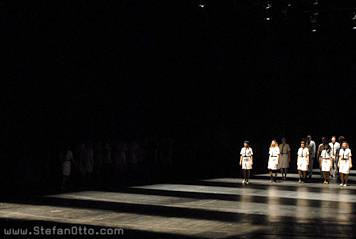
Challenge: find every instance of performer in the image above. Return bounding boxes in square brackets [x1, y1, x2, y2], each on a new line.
[307, 135, 316, 179]
[316, 137, 328, 180]
[60, 145, 75, 191]
[297, 140, 309, 183]
[279, 138, 291, 180]
[320, 143, 333, 184]
[329, 136, 340, 178]
[338, 141, 353, 187]
[268, 139, 280, 183]
[240, 140, 253, 185]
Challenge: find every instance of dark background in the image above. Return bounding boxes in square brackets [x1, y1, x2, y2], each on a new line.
[1, 0, 356, 194]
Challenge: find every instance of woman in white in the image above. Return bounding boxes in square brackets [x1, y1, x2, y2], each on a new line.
[268, 140, 280, 183]
[338, 141, 353, 187]
[320, 143, 333, 184]
[240, 140, 253, 185]
[60, 145, 74, 191]
[279, 138, 291, 180]
[297, 140, 309, 183]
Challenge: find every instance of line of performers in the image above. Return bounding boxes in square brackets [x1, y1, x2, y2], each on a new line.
[239, 136, 352, 186]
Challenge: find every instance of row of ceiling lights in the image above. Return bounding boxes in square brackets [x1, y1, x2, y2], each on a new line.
[197, 0, 356, 32]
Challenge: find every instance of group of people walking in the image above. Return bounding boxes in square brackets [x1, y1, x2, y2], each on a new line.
[240, 136, 353, 186]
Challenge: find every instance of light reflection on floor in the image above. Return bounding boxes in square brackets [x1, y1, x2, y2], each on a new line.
[1, 175, 356, 238]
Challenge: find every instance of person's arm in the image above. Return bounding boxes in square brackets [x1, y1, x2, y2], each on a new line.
[251, 155, 253, 165]
[330, 156, 333, 169]
[239, 155, 242, 166]
[307, 154, 310, 166]
[297, 150, 300, 166]
[288, 150, 291, 163]
[350, 156, 353, 168]
[317, 146, 321, 159]
[338, 155, 341, 168]
[276, 153, 280, 166]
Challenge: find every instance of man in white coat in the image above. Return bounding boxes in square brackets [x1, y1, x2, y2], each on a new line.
[307, 135, 316, 179]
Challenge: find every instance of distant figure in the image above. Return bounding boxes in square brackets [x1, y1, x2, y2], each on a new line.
[317, 137, 328, 180]
[278, 138, 291, 180]
[297, 140, 309, 183]
[76, 143, 86, 177]
[338, 141, 352, 187]
[128, 140, 140, 184]
[320, 143, 333, 184]
[103, 140, 113, 188]
[240, 140, 253, 185]
[83, 141, 94, 183]
[60, 145, 74, 190]
[329, 136, 340, 179]
[307, 135, 316, 179]
[94, 141, 103, 185]
[268, 139, 280, 183]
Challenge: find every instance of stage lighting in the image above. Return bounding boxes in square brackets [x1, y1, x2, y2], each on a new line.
[312, 0, 318, 6]
[264, 1, 272, 10]
[199, 4, 205, 8]
[352, 12, 356, 21]
[265, 17, 271, 21]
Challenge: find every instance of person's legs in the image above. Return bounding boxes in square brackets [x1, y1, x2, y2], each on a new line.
[273, 171, 277, 183]
[284, 168, 288, 179]
[269, 170, 273, 182]
[308, 157, 314, 179]
[243, 170, 246, 181]
[280, 168, 284, 179]
[340, 173, 344, 186]
[345, 174, 349, 185]
[298, 170, 302, 183]
[247, 169, 250, 182]
[326, 172, 330, 183]
[61, 176, 66, 189]
[323, 172, 326, 183]
[302, 171, 307, 183]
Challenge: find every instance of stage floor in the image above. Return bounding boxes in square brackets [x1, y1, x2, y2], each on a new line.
[1, 173, 356, 238]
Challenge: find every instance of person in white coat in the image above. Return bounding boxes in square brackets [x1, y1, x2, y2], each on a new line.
[297, 140, 309, 183]
[307, 135, 316, 179]
[329, 136, 340, 178]
[320, 143, 333, 184]
[268, 140, 280, 183]
[240, 141, 253, 185]
[338, 141, 353, 187]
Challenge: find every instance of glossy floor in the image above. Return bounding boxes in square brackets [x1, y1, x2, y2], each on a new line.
[1, 173, 355, 238]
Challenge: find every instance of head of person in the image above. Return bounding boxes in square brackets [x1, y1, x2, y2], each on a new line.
[301, 140, 306, 148]
[339, 136, 345, 143]
[331, 136, 336, 143]
[282, 138, 286, 144]
[270, 139, 278, 148]
[324, 143, 329, 150]
[342, 141, 348, 149]
[307, 135, 312, 141]
[321, 137, 327, 145]
[243, 140, 249, 148]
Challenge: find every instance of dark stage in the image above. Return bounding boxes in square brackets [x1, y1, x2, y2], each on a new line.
[1, 171, 356, 238]
[3, 1, 356, 238]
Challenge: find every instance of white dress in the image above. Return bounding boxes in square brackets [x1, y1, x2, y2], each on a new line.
[240, 147, 253, 170]
[297, 147, 309, 171]
[321, 149, 332, 172]
[62, 150, 73, 176]
[268, 147, 280, 170]
[339, 148, 352, 174]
